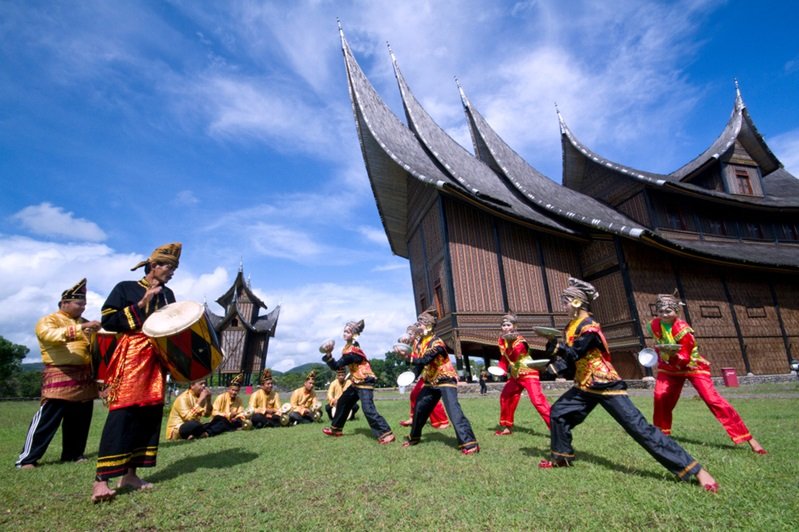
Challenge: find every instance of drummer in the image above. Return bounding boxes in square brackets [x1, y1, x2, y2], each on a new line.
[92, 242, 181, 503]
[320, 320, 395, 443]
[494, 313, 551, 436]
[648, 291, 766, 454]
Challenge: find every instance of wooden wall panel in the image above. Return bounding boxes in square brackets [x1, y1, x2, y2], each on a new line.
[580, 239, 618, 277]
[725, 275, 782, 337]
[679, 269, 738, 337]
[774, 280, 799, 336]
[445, 201, 504, 313]
[497, 222, 548, 313]
[744, 338, 789, 375]
[616, 192, 651, 226]
[539, 234, 581, 319]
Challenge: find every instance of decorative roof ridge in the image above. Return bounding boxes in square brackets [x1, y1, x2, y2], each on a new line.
[215, 269, 268, 310]
[460, 86, 647, 239]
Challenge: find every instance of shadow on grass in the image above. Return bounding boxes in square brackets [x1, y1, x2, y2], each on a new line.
[146, 447, 259, 483]
[352, 426, 466, 449]
[669, 435, 737, 451]
[518, 445, 679, 483]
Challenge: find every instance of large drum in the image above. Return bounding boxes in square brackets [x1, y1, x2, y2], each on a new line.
[91, 329, 122, 384]
[142, 301, 225, 384]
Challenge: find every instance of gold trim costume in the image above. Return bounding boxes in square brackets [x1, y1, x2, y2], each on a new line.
[249, 369, 282, 428]
[165, 386, 212, 440]
[16, 279, 98, 468]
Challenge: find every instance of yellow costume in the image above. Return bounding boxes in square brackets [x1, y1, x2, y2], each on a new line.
[248, 388, 281, 414]
[166, 389, 211, 440]
[212, 392, 243, 420]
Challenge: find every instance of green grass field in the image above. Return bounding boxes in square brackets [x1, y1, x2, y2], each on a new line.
[1, 382, 797, 531]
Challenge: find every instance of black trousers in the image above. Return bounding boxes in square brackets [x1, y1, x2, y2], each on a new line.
[205, 415, 242, 436]
[96, 404, 163, 481]
[331, 386, 392, 439]
[326, 402, 358, 421]
[16, 399, 93, 466]
[410, 385, 478, 450]
[251, 413, 281, 428]
[549, 387, 702, 480]
[178, 420, 209, 439]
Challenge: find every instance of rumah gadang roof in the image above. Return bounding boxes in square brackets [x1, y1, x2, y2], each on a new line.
[340, 26, 574, 259]
[561, 84, 799, 209]
[457, 85, 645, 239]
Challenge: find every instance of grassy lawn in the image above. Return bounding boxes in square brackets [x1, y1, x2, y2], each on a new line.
[1, 382, 797, 530]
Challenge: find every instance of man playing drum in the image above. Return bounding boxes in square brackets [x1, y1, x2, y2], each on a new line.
[16, 278, 100, 469]
[91, 242, 180, 503]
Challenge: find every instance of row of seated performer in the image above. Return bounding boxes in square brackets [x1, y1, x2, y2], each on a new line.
[165, 368, 339, 440]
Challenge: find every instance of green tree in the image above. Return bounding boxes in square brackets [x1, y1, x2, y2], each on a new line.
[0, 336, 29, 397]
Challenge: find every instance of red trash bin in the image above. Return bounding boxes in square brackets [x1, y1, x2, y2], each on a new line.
[245, 385, 253, 395]
[721, 367, 739, 387]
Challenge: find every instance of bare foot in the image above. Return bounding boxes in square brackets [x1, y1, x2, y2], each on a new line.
[117, 473, 154, 491]
[695, 468, 719, 493]
[19, 463, 36, 470]
[494, 427, 512, 436]
[91, 481, 117, 503]
[748, 438, 767, 455]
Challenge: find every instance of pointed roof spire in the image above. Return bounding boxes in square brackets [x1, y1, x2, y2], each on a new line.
[555, 102, 566, 134]
[239, 257, 244, 273]
[734, 78, 745, 111]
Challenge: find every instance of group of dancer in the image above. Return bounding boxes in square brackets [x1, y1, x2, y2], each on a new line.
[15, 237, 766, 499]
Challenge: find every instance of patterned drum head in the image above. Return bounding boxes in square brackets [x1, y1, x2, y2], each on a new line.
[144, 301, 224, 383]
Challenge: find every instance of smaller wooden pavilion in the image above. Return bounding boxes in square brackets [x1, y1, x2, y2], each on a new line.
[207, 267, 280, 384]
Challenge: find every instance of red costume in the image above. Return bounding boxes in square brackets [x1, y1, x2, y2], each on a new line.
[497, 334, 551, 430]
[406, 339, 449, 429]
[648, 317, 754, 444]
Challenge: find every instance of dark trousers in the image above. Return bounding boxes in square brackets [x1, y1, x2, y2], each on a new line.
[550, 387, 702, 480]
[289, 411, 315, 424]
[178, 420, 208, 439]
[479, 380, 487, 394]
[326, 402, 358, 421]
[410, 385, 478, 450]
[251, 413, 281, 428]
[16, 399, 93, 466]
[96, 405, 163, 481]
[205, 415, 241, 436]
[331, 386, 392, 439]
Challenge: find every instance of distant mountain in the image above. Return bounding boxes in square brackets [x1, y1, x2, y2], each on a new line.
[284, 362, 328, 375]
[21, 362, 44, 372]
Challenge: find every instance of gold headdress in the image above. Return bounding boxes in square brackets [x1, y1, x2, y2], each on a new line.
[230, 373, 244, 387]
[655, 290, 685, 313]
[344, 319, 365, 336]
[561, 277, 599, 308]
[501, 312, 517, 326]
[260, 368, 273, 384]
[131, 242, 182, 271]
[306, 369, 317, 383]
[61, 278, 87, 301]
[417, 306, 438, 329]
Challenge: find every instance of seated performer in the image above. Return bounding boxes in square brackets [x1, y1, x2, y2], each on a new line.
[165, 379, 212, 440]
[540, 277, 719, 492]
[648, 291, 766, 454]
[403, 309, 479, 455]
[206, 374, 246, 436]
[325, 368, 358, 421]
[16, 278, 99, 469]
[494, 312, 551, 435]
[396, 326, 449, 430]
[321, 320, 395, 444]
[288, 370, 319, 424]
[249, 369, 282, 428]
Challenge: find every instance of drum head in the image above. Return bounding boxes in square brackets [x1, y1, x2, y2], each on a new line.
[396, 371, 416, 387]
[638, 348, 658, 368]
[525, 359, 551, 369]
[142, 301, 205, 337]
[658, 343, 681, 353]
[487, 366, 506, 377]
[533, 326, 561, 338]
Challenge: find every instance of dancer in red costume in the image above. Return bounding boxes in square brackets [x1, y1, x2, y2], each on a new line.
[494, 313, 550, 435]
[396, 326, 449, 429]
[648, 291, 766, 454]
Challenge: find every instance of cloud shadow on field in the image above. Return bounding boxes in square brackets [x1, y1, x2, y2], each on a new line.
[147, 447, 259, 483]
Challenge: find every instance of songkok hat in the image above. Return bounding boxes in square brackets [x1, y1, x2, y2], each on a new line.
[336, 367, 346, 376]
[417, 306, 438, 328]
[306, 369, 317, 383]
[561, 277, 599, 308]
[131, 242, 182, 271]
[230, 373, 244, 387]
[260, 368, 273, 384]
[655, 290, 685, 313]
[501, 312, 517, 326]
[344, 319, 365, 336]
[61, 278, 87, 301]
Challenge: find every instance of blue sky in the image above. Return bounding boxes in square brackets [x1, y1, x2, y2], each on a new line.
[2, 0, 798, 369]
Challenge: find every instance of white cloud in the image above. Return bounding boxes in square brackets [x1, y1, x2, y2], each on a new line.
[357, 225, 389, 247]
[174, 190, 200, 206]
[769, 128, 799, 177]
[11, 203, 107, 242]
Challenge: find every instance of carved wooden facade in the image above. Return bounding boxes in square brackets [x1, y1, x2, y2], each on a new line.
[341, 29, 799, 379]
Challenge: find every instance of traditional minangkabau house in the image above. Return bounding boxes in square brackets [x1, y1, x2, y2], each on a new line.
[207, 267, 280, 384]
[340, 27, 799, 380]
